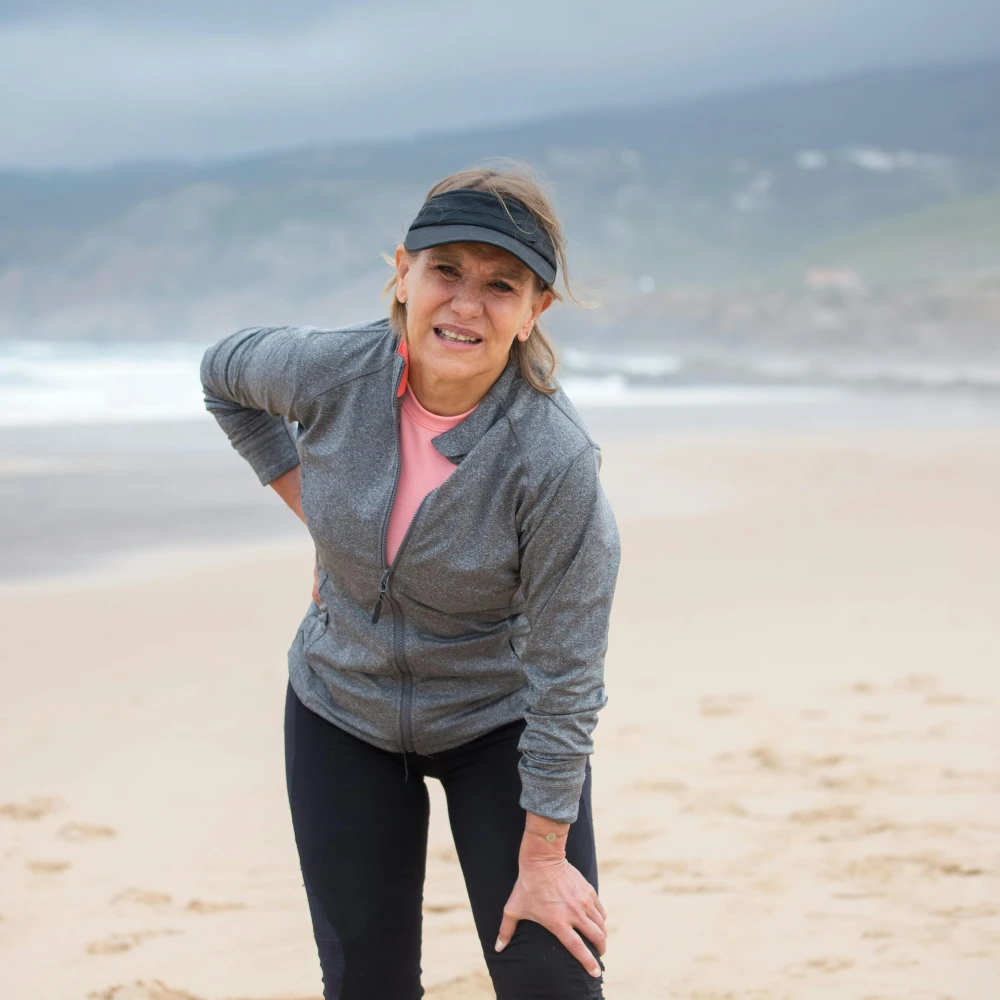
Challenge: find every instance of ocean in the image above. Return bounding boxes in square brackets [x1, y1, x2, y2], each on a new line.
[2, 338, 999, 581]
[1, 339, 998, 430]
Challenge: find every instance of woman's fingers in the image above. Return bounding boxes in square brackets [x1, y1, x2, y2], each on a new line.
[499, 865, 608, 973]
[575, 913, 607, 956]
[556, 926, 603, 977]
[586, 902, 607, 942]
[495, 907, 519, 953]
[584, 898, 607, 934]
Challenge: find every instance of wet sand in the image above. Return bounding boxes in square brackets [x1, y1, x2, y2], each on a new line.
[1, 423, 999, 998]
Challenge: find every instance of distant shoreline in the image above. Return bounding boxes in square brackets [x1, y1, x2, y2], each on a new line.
[3, 395, 1000, 584]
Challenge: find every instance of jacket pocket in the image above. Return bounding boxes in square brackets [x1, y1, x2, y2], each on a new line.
[314, 566, 330, 611]
[303, 605, 329, 651]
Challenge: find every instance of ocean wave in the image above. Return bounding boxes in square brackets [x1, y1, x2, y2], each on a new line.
[0, 341, 210, 427]
[0, 339, 857, 427]
[559, 374, 846, 407]
[748, 356, 1000, 389]
[561, 346, 685, 378]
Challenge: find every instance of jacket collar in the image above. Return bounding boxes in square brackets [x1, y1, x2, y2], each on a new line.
[393, 337, 521, 466]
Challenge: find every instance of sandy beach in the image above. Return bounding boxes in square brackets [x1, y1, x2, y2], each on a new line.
[2, 418, 999, 998]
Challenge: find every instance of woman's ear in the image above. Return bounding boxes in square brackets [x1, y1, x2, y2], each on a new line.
[519, 288, 554, 338]
[394, 245, 409, 303]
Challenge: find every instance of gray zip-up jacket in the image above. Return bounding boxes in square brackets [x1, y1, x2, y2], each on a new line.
[200, 318, 620, 823]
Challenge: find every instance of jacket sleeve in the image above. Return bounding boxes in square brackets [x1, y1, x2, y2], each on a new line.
[515, 445, 621, 824]
[200, 325, 325, 486]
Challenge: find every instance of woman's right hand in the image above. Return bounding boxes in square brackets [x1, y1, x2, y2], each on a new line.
[267, 465, 321, 607]
[269, 465, 306, 522]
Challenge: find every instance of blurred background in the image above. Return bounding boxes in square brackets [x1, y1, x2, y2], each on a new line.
[1, 4, 999, 999]
[1, 0, 999, 574]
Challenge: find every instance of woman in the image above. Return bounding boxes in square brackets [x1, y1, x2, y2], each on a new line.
[200, 165, 621, 999]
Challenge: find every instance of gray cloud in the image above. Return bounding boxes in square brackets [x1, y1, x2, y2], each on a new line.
[0, 0, 366, 30]
[2, 0, 998, 169]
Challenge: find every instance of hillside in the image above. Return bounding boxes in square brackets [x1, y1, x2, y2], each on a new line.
[1, 57, 998, 344]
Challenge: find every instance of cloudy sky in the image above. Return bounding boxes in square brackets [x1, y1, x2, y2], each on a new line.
[2, 0, 998, 170]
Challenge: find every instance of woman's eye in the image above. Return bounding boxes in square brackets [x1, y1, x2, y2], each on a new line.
[436, 265, 458, 277]
[492, 282, 513, 293]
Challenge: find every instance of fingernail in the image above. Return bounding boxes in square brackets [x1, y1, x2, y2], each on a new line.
[591, 966, 602, 977]
[495, 938, 504, 952]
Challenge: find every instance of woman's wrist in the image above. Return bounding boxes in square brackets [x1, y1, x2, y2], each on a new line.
[521, 811, 570, 861]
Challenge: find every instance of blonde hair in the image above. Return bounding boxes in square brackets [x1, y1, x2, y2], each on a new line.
[382, 162, 581, 395]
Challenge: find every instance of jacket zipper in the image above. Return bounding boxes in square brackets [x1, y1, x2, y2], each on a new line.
[371, 354, 420, 753]
[372, 356, 406, 624]
[385, 493, 433, 753]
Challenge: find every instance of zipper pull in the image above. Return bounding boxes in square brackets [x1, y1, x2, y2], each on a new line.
[371, 568, 390, 623]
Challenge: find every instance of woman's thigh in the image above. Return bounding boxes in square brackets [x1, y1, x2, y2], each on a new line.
[434, 721, 605, 1000]
[284, 684, 429, 1000]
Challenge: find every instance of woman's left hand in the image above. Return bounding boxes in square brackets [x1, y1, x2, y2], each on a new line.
[495, 820, 607, 978]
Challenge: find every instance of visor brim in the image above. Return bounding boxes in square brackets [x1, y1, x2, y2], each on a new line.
[404, 224, 556, 285]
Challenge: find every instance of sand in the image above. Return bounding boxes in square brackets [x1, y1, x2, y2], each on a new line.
[2, 426, 999, 999]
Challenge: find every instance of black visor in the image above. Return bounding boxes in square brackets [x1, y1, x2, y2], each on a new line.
[403, 188, 557, 285]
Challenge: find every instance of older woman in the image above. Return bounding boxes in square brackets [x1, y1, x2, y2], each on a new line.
[200, 166, 620, 999]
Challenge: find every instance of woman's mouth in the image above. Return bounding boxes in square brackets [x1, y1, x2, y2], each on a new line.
[434, 326, 483, 346]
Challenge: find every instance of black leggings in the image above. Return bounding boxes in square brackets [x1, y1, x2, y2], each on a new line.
[284, 684, 605, 999]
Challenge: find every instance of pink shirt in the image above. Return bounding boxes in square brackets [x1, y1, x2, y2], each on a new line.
[386, 352, 478, 565]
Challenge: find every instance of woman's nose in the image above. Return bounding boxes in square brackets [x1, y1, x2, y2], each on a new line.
[450, 279, 484, 317]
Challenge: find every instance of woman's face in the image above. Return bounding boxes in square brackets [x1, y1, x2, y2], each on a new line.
[394, 242, 554, 385]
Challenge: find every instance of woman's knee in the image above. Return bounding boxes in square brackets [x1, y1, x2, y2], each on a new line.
[485, 919, 605, 999]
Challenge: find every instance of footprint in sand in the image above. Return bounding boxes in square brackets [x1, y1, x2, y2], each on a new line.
[861, 927, 893, 939]
[800, 709, 828, 721]
[925, 692, 972, 705]
[85, 929, 181, 956]
[26, 859, 71, 874]
[786, 955, 854, 976]
[659, 881, 731, 894]
[680, 792, 749, 818]
[0, 796, 63, 821]
[60, 822, 117, 842]
[612, 828, 661, 844]
[790, 804, 859, 823]
[748, 745, 785, 771]
[184, 899, 246, 914]
[602, 858, 705, 883]
[626, 779, 686, 797]
[932, 903, 997, 919]
[111, 888, 173, 908]
[806, 753, 846, 767]
[818, 770, 883, 792]
[699, 692, 755, 717]
[423, 972, 494, 999]
[423, 901, 466, 914]
[896, 673, 938, 693]
[836, 853, 988, 884]
[88, 982, 202, 1000]
[859, 712, 890, 723]
[90, 984, 322, 1000]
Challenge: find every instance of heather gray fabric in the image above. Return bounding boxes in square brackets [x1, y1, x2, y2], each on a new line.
[200, 318, 620, 823]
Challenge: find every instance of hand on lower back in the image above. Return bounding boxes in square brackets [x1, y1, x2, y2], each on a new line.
[266, 466, 318, 605]
[495, 855, 607, 977]
[268, 465, 306, 523]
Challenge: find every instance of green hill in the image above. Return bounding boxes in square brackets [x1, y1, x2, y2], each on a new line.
[1, 57, 998, 341]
